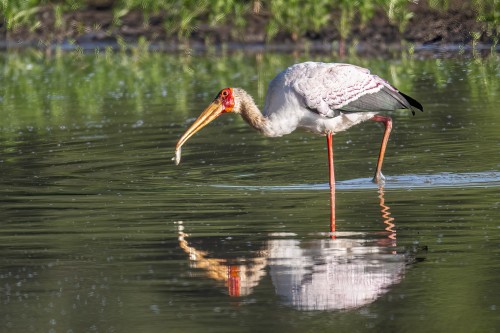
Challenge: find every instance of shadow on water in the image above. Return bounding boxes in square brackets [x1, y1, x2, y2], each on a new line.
[177, 187, 427, 311]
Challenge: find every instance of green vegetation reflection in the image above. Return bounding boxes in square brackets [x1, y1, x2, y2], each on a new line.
[0, 51, 498, 133]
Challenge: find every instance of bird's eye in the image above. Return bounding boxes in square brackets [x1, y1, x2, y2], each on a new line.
[222, 90, 228, 97]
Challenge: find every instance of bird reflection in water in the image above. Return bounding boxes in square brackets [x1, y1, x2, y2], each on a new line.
[377, 185, 397, 248]
[178, 227, 268, 297]
[177, 187, 425, 310]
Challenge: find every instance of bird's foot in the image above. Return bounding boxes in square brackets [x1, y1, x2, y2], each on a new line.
[372, 172, 386, 186]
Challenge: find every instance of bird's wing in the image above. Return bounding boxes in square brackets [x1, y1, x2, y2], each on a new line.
[290, 63, 418, 117]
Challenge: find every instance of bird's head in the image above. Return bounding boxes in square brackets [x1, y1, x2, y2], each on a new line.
[174, 88, 236, 165]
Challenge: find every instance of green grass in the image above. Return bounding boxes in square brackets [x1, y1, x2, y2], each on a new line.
[0, 0, 498, 48]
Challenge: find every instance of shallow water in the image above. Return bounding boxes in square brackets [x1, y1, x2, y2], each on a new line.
[0, 52, 499, 332]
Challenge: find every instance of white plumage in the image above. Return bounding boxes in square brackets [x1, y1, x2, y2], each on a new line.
[246, 62, 417, 137]
[269, 62, 383, 114]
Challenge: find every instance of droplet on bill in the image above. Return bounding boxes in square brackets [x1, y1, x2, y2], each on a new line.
[173, 148, 182, 165]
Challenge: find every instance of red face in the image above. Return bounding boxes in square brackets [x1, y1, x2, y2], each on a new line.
[217, 88, 235, 112]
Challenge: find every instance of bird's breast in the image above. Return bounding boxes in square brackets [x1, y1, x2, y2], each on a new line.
[265, 109, 378, 137]
[318, 112, 378, 135]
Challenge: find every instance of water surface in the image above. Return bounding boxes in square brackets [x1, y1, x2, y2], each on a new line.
[0, 52, 498, 332]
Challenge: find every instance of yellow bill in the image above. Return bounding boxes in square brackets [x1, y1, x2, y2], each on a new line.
[174, 98, 225, 165]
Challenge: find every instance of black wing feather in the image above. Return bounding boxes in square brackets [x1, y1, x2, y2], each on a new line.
[338, 87, 424, 115]
[400, 91, 424, 112]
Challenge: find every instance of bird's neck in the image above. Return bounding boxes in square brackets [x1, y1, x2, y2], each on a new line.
[233, 88, 268, 133]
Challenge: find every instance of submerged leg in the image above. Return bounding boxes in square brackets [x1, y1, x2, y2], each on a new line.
[371, 115, 393, 185]
[326, 132, 335, 233]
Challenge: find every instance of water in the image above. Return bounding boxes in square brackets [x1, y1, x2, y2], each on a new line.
[0, 52, 499, 332]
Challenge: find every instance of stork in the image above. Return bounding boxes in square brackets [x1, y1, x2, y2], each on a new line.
[174, 62, 423, 232]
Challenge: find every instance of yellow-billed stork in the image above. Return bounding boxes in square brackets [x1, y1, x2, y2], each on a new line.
[174, 62, 423, 232]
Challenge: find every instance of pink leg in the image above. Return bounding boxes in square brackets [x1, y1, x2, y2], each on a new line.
[371, 115, 393, 184]
[326, 132, 335, 233]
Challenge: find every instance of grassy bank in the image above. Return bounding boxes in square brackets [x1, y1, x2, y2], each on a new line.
[0, 0, 499, 54]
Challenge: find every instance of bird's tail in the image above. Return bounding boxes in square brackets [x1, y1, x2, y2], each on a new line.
[400, 92, 424, 115]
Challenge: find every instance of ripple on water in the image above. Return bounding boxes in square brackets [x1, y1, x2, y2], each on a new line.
[212, 171, 500, 191]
